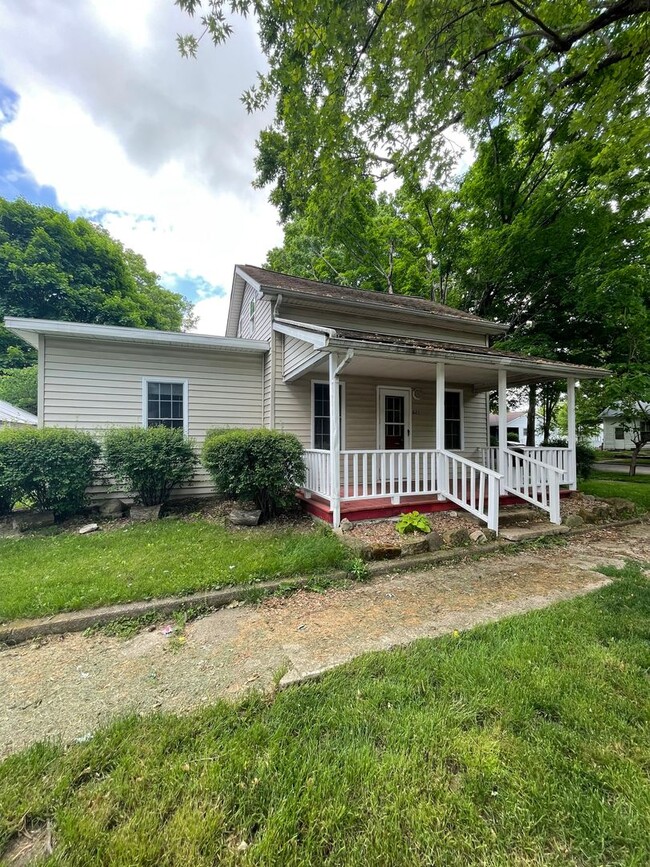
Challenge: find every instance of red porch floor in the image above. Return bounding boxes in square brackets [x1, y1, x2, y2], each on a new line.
[297, 489, 573, 524]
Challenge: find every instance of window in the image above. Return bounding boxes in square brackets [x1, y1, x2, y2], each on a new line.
[144, 380, 187, 431]
[444, 390, 462, 450]
[312, 382, 344, 449]
[614, 426, 625, 441]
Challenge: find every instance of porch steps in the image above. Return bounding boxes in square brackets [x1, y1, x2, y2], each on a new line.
[499, 524, 569, 543]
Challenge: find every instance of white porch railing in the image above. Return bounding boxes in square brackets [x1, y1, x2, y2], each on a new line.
[303, 449, 331, 499]
[480, 446, 573, 484]
[302, 448, 501, 532]
[439, 449, 501, 531]
[502, 448, 563, 524]
[341, 449, 439, 501]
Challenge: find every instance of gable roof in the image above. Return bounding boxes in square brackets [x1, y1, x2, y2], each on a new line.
[0, 399, 37, 426]
[228, 265, 507, 336]
[489, 412, 528, 426]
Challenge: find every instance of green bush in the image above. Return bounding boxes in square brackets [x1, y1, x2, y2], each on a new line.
[396, 510, 432, 534]
[0, 427, 100, 518]
[103, 427, 197, 506]
[202, 428, 306, 520]
[545, 438, 597, 480]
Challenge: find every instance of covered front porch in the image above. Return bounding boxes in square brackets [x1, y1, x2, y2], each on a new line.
[276, 320, 607, 534]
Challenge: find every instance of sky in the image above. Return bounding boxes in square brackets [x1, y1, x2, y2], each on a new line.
[0, 0, 283, 335]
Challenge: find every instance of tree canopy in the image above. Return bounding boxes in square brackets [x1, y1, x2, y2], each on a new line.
[0, 198, 194, 373]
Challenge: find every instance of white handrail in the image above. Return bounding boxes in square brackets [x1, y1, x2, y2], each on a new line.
[439, 449, 500, 531]
[502, 448, 562, 524]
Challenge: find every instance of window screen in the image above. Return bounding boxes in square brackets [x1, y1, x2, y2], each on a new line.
[614, 426, 625, 440]
[146, 381, 185, 429]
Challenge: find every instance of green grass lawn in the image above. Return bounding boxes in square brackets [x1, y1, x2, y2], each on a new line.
[580, 470, 650, 511]
[1, 562, 649, 865]
[0, 519, 348, 622]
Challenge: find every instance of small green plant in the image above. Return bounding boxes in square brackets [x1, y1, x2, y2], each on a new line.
[395, 510, 432, 535]
[348, 557, 370, 581]
[103, 426, 197, 505]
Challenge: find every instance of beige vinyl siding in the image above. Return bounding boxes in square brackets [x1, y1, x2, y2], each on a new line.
[283, 335, 320, 379]
[42, 337, 264, 498]
[280, 302, 488, 347]
[271, 336, 488, 458]
[238, 282, 272, 341]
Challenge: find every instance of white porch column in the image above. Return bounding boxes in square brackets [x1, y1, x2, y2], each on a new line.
[567, 376, 577, 490]
[498, 368, 508, 494]
[435, 362, 447, 496]
[329, 353, 341, 527]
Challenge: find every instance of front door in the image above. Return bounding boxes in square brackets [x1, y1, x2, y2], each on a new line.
[377, 388, 412, 450]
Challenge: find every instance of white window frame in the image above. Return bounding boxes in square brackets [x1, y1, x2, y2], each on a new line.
[444, 388, 464, 451]
[311, 380, 346, 450]
[142, 377, 189, 435]
[376, 386, 413, 450]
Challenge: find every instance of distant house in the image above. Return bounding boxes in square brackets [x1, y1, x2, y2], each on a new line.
[601, 403, 650, 450]
[0, 399, 38, 428]
[5, 265, 611, 533]
[489, 411, 529, 445]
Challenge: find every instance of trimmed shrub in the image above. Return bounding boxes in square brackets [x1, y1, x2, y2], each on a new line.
[0, 427, 100, 519]
[103, 426, 197, 506]
[545, 437, 597, 480]
[202, 428, 306, 520]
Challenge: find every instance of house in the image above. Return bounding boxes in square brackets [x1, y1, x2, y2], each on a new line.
[0, 399, 38, 427]
[4, 265, 610, 533]
[488, 411, 529, 445]
[601, 403, 650, 451]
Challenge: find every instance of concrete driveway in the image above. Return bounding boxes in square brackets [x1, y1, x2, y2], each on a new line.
[1, 522, 648, 757]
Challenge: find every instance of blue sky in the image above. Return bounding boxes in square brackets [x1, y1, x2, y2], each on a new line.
[0, 1, 282, 333]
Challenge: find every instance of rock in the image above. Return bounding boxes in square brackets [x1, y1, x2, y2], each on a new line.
[364, 543, 402, 561]
[401, 538, 429, 556]
[469, 529, 487, 544]
[425, 531, 444, 551]
[98, 498, 127, 517]
[339, 518, 354, 532]
[602, 497, 636, 517]
[78, 523, 100, 535]
[562, 514, 584, 529]
[448, 511, 459, 518]
[228, 508, 262, 527]
[130, 504, 162, 522]
[443, 528, 471, 548]
[12, 510, 55, 532]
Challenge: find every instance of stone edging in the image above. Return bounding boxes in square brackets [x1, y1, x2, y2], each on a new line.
[0, 517, 643, 647]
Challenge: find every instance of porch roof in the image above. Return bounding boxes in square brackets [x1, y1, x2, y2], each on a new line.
[279, 321, 611, 389]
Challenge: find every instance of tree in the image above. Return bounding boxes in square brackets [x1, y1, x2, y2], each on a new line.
[0, 198, 195, 374]
[0, 366, 37, 415]
[602, 370, 650, 476]
[177, 1, 649, 219]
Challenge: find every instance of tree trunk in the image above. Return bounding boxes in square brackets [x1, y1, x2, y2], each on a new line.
[630, 442, 641, 477]
[526, 384, 537, 446]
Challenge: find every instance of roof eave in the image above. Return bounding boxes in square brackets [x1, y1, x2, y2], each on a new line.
[4, 317, 269, 354]
[327, 336, 611, 380]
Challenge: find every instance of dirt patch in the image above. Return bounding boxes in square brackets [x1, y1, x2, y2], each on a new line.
[2, 820, 53, 866]
[345, 511, 477, 547]
[1, 522, 648, 758]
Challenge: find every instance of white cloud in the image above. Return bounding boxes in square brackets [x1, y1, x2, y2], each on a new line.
[192, 294, 232, 336]
[0, 0, 283, 334]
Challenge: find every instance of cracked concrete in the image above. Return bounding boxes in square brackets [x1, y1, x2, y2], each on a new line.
[1, 522, 648, 758]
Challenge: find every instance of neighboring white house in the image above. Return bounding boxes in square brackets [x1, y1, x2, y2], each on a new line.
[489, 411, 529, 445]
[4, 265, 610, 533]
[0, 399, 38, 427]
[601, 403, 650, 450]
